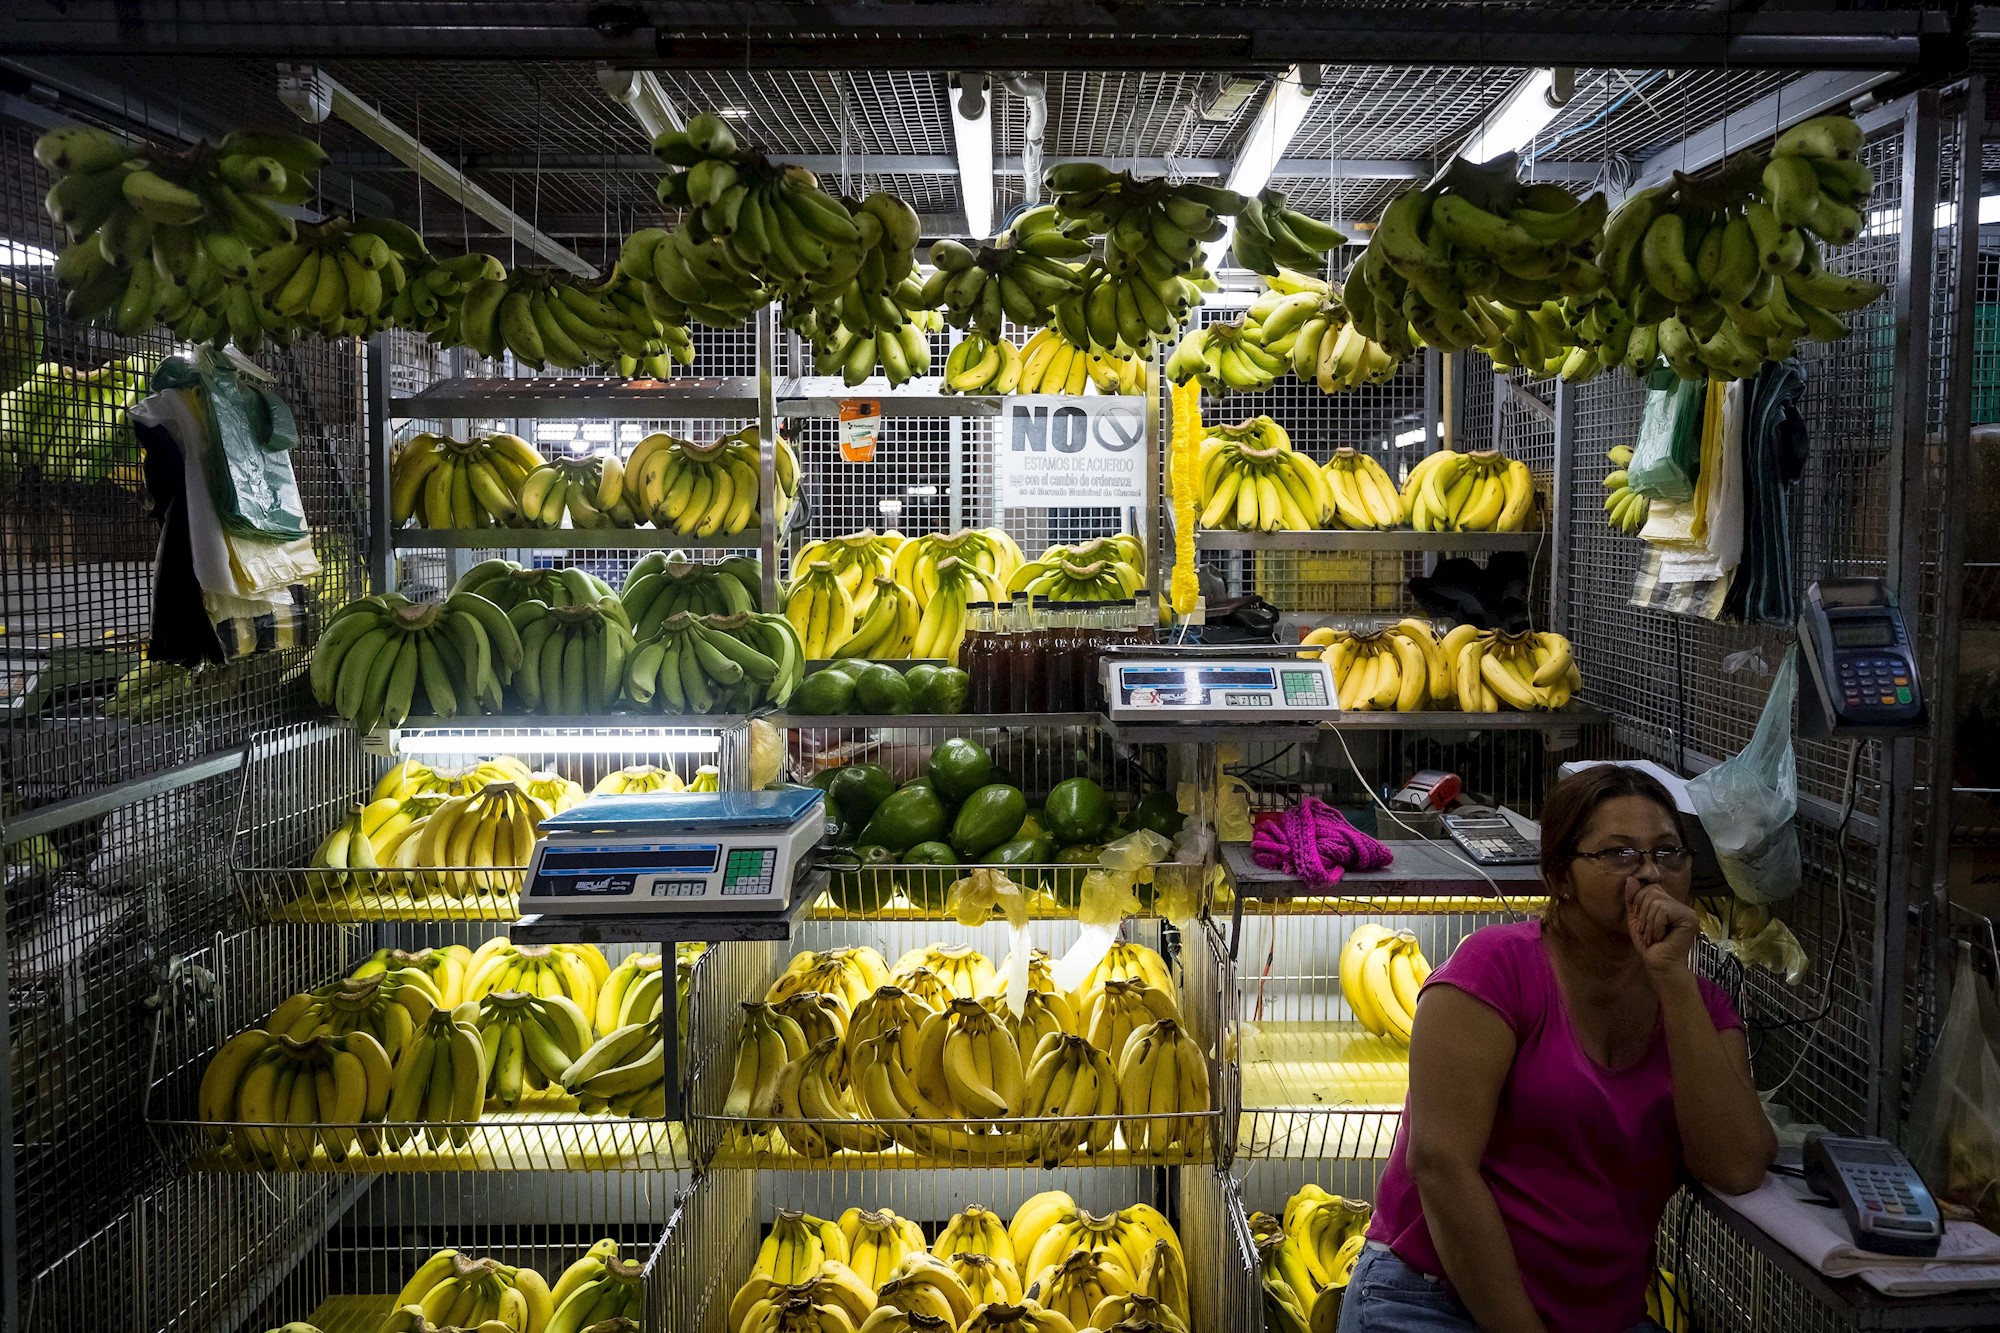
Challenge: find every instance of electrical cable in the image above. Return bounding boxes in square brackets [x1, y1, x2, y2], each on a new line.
[1757, 737, 1863, 1097]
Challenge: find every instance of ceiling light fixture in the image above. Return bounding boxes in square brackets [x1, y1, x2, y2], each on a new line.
[595, 67, 683, 140]
[1459, 70, 1560, 164]
[1204, 70, 1316, 269]
[950, 72, 995, 238]
[393, 731, 724, 757]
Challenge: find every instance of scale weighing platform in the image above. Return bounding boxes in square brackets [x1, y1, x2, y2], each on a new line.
[1103, 653, 1338, 728]
[523, 788, 826, 918]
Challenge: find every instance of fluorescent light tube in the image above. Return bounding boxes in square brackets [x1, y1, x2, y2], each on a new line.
[951, 76, 995, 237]
[394, 731, 724, 757]
[1461, 70, 1559, 164]
[1205, 72, 1316, 269]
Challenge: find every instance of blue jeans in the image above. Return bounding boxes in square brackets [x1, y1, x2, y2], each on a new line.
[1335, 1245, 1669, 1333]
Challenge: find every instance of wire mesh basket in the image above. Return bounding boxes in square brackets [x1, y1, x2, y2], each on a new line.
[1232, 905, 1522, 1163]
[230, 723, 742, 924]
[686, 914, 1238, 1170]
[225, 1170, 682, 1333]
[657, 1160, 1257, 1333]
[142, 921, 697, 1173]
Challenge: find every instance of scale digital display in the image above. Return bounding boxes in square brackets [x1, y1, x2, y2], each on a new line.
[1105, 658, 1336, 720]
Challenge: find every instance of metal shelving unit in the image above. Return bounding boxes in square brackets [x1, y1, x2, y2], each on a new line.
[1194, 529, 1547, 553]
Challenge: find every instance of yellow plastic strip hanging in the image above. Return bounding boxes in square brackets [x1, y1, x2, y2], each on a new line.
[1168, 378, 1204, 617]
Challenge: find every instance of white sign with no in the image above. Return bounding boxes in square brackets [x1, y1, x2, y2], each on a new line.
[991, 396, 1146, 508]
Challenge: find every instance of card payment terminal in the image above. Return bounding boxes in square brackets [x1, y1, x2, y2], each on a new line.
[1797, 579, 1923, 738]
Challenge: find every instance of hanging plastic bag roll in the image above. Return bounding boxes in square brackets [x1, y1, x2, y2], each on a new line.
[1627, 366, 1706, 503]
[947, 868, 1033, 1017]
[1688, 645, 1801, 903]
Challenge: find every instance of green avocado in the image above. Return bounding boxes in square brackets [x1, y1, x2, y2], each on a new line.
[1129, 788, 1186, 839]
[791, 669, 856, 716]
[1043, 776, 1113, 844]
[918, 666, 970, 715]
[854, 663, 913, 715]
[828, 844, 897, 914]
[826, 763, 896, 839]
[899, 840, 960, 912]
[949, 783, 1028, 858]
[825, 658, 873, 678]
[858, 783, 949, 852]
[903, 663, 940, 707]
[928, 737, 996, 804]
[987, 834, 1054, 866]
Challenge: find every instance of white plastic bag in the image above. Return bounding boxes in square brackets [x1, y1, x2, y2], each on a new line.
[1908, 946, 2000, 1232]
[1688, 646, 1800, 903]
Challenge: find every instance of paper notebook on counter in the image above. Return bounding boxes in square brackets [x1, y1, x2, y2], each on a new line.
[1723, 1174, 2000, 1296]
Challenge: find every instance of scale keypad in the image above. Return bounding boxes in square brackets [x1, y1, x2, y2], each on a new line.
[1837, 655, 1913, 709]
[721, 848, 777, 896]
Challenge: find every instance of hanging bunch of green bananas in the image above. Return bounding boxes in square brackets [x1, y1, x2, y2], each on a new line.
[1230, 187, 1348, 276]
[1601, 114, 1884, 382]
[518, 454, 637, 529]
[940, 333, 1022, 394]
[1346, 155, 1607, 364]
[803, 308, 935, 386]
[1046, 163, 1244, 347]
[0, 357, 147, 487]
[457, 269, 653, 370]
[512, 598, 638, 715]
[451, 562, 619, 616]
[389, 431, 548, 530]
[242, 216, 420, 340]
[625, 610, 805, 714]
[792, 191, 925, 333]
[38, 124, 323, 342]
[1, 278, 46, 395]
[921, 204, 1093, 340]
[615, 325, 697, 378]
[1166, 316, 1284, 393]
[309, 591, 524, 727]
[618, 223, 773, 331]
[389, 247, 508, 340]
[621, 551, 765, 639]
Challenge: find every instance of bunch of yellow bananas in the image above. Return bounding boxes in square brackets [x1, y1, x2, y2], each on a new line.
[1165, 316, 1283, 392]
[630, 426, 798, 538]
[1321, 449, 1408, 529]
[1602, 444, 1647, 534]
[352, 944, 476, 1008]
[1251, 1187, 1371, 1333]
[385, 780, 554, 898]
[940, 332, 1022, 394]
[590, 764, 688, 795]
[1015, 327, 1098, 395]
[517, 453, 637, 528]
[1253, 270, 1403, 394]
[1196, 416, 1330, 532]
[893, 529, 1024, 608]
[465, 939, 608, 1014]
[1404, 448, 1535, 532]
[382, 1248, 554, 1333]
[1301, 620, 1448, 713]
[833, 578, 922, 659]
[1339, 924, 1432, 1045]
[1006, 535, 1147, 603]
[196, 1028, 393, 1167]
[542, 1239, 648, 1333]
[795, 530, 906, 612]
[372, 755, 533, 802]
[390, 431, 548, 530]
[1435, 625, 1581, 712]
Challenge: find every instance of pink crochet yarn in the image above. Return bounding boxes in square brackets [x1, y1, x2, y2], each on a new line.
[1250, 795, 1394, 889]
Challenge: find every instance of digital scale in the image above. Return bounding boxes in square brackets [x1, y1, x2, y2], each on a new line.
[523, 788, 827, 916]
[1797, 578, 1924, 739]
[1103, 655, 1337, 724]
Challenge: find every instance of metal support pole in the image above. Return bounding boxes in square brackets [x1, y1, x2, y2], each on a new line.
[364, 335, 392, 595]
[1871, 90, 1941, 1136]
[1925, 79, 1984, 1045]
[756, 306, 780, 611]
[0, 810, 15, 1333]
[1490, 370, 1507, 453]
[1549, 377, 1575, 637]
[1421, 347, 1443, 457]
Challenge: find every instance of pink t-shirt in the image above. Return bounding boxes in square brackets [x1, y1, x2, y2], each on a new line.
[1366, 920, 1742, 1333]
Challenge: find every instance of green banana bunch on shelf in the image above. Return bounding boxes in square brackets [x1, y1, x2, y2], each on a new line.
[309, 591, 524, 727]
[452, 561, 619, 615]
[512, 598, 638, 715]
[624, 609, 805, 715]
[390, 430, 548, 530]
[1600, 113, 1884, 382]
[920, 204, 1093, 341]
[472, 989, 594, 1109]
[1, 278, 46, 395]
[456, 268, 652, 370]
[38, 123, 321, 342]
[1046, 163, 1241, 347]
[1231, 186, 1349, 277]
[518, 453, 638, 528]
[1346, 154, 1608, 365]
[621, 551, 766, 639]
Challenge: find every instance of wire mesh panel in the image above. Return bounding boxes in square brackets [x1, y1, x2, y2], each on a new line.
[661, 1160, 1253, 1333]
[223, 1171, 680, 1333]
[144, 920, 697, 1172]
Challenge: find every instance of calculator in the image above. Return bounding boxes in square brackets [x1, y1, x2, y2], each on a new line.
[1441, 808, 1541, 865]
[1802, 1133, 1942, 1256]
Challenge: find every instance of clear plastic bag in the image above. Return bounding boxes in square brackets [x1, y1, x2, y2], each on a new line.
[1687, 646, 1800, 903]
[1627, 367, 1705, 503]
[1908, 946, 2000, 1232]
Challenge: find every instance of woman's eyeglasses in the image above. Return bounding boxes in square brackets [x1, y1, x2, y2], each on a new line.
[1572, 846, 1693, 873]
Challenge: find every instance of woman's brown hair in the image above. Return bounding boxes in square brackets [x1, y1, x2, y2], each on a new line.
[1537, 764, 1685, 936]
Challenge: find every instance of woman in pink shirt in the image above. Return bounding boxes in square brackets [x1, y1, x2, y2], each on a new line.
[1340, 765, 1777, 1333]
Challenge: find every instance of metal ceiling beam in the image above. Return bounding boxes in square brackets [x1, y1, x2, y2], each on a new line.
[1628, 68, 1900, 193]
[0, 3, 1956, 68]
[325, 151, 1601, 182]
[278, 65, 596, 277]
